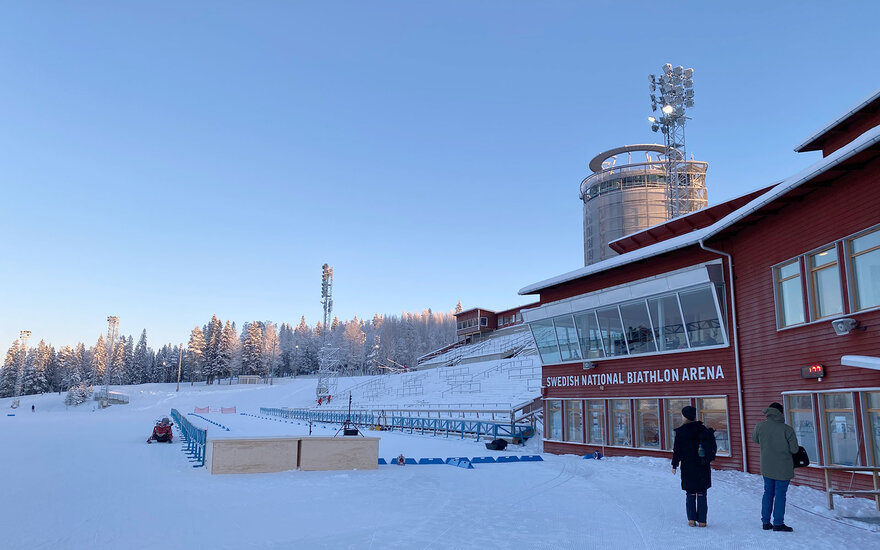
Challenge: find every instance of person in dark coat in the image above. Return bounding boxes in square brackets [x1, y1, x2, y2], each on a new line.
[752, 402, 799, 532]
[671, 405, 713, 527]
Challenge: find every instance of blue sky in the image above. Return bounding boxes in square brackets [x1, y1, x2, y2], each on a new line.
[2, 1, 879, 349]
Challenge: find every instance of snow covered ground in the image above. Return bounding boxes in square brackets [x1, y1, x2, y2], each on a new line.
[2, 374, 879, 550]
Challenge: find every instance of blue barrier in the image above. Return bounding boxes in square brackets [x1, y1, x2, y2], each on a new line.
[171, 408, 207, 468]
[259, 407, 533, 443]
[446, 457, 474, 469]
[188, 413, 230, 431]
[496, 456, 520, 463]
[520, 455, 544, 462]
[470, 457, 496, 464]
[418, 458, 445, 465]
[378, 458, 387, 465]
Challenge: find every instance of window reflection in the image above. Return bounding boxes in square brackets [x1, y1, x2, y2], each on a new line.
[596, 307, 627, 357]
[554, 316, 582, 362]
[786, 394, 817, 464]
[619, 301, 657, 354]
[679, 287, 723, 347]
[574, 311, 605, 359]
[531, 319, 560, 364]
[649, 295, 687, 351]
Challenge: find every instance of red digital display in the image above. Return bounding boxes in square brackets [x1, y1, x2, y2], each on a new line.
[801, 364, 825, 379]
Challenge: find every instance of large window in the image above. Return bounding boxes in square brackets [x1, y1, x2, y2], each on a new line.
[636, 399, 660, 448]
[823, 393, 859, 466]
[528, 285, 728, 365]
[547, 400, 562, 441]
[679, 287, 724, 347]
[574, 311, 605, 359]
[775, 260, 805, 327]
[849, 227, 880, 311]
[648, 295, 687, 351]
[611, 399, 632, 446]
[619, 301, 657, 354]
[808, 248, 843, 319]
[596, 307, 627, 357]
[698, 397, 730, 453]
[786, 394, 818, 465]
[587, 400, 606, 445]
[532, 319, 560, 364]
[867, 392, 880, 466]
[565, 400, 584, 443]
[664, 398, 691, 450]
[555, 316, 582, 362]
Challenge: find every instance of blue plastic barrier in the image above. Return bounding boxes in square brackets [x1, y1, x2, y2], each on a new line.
[496, 456, 520, 463]
[446, 457, 474, 469]
[519, 455, 544, 462]
[418, 458, 445, 465]
[470, 457, 496, 464]
[378, 458, 387, 465]
[583, 451, 603, 460]
[170, 408, 207, 468]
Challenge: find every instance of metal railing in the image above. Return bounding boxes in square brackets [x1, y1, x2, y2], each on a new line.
[170, 408, 207, 468]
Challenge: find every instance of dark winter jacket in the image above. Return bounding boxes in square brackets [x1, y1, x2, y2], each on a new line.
[671, 421, 712, 493]
[752, 407, 799, 480]
[152, 424, 172, 440]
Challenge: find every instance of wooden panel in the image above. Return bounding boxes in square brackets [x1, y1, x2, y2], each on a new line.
[211, 438, 300, 475]
[299, 437, 379, 471]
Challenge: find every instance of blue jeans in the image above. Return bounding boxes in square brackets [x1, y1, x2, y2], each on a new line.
[686, 492, 707, 523]
[762, 477, 790, 525]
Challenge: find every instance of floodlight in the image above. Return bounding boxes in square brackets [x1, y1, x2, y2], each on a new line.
[651, 124, 660, 132]
[674, 66, 683, 75]
[662, 105, 674, 114]
[683, 68, 694, 78]
[648, 116, 656, 123]
[685, 100, 694, 108]
[664, 63, 673, 73]
[684, 80, 693, 88]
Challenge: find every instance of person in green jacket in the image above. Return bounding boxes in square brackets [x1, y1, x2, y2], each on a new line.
[752, 402, 799, 532]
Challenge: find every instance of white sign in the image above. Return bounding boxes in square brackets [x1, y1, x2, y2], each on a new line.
[545, 365, 725, 388]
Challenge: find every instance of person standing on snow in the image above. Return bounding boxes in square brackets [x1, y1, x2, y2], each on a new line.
[752, 402, 799, 532]
[671, 405, 716, 527]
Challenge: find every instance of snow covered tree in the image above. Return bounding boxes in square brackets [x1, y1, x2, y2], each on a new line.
[109, 336, 126, 385]
[187, 326, 206, 384]
[342, 317, 366, 374]
[219, 320, 238, 383]
[92, 335, 107, 385]
[0, 341, 21, 398]
[132, 330, 150, 385]
[262, 322, 280, 381]
[241, 322, 263, 376]
[455, 300, 463, 314]
[293, 316, 314, 375]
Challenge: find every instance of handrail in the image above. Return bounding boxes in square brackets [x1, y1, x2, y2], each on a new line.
[170, 408, 207, 468]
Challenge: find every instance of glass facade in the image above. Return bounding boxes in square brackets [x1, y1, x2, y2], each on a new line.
[565, 400, 584, 443]
[786, 394, 818, 464]
[637, 399, 660, 448]
[823, 393, 858, 466]
[547, 400, 562, 441]
[587, 400, 606, 445]
[867, 392, 880, 466]
[611, 399, 632, 446]
[529, 283, 727, 365]
[664, 398, 691, 450]
[698, 397, 730, 453]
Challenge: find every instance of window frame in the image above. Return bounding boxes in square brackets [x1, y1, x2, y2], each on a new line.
[807, 245, 844, 321]
[773, 258, 806, 328]
[847, 225, 880, 312]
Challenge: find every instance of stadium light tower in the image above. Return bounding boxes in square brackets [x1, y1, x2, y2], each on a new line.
[12, 330, 32, 402]
[316, 263, 339, 399]
[102, 316, 119, 403]
[649, 63, 695, 219]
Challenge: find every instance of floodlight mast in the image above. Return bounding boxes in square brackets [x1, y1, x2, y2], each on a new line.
[649, 64, 695, 219]
[12, 330, 32, 400]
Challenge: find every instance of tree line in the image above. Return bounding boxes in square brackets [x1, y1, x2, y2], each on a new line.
[0, 309, 457, 404]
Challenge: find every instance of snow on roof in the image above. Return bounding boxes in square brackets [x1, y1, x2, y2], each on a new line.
[520, 125, 880, 295]
[794, 86, 880, 152]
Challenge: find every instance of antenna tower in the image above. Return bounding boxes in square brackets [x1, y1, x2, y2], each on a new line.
[649, 63, 696, 219]
[102, 316, 119, 403]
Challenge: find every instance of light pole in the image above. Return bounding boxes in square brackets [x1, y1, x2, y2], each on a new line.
[176, 344, 183, 392]
[12, 330, 31, 406]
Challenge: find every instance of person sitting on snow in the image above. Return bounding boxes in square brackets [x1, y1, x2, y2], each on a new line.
[147, 417, 174, 443]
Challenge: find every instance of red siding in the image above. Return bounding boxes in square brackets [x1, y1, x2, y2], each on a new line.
[719, 157, 880, 491]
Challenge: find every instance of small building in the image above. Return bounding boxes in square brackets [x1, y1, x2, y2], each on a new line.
[520, 88, 880, 492]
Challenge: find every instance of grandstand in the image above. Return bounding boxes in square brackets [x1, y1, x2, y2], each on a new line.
[417, 324, 535, 369]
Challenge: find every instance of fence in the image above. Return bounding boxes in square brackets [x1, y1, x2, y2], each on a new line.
[170, 408, 207, 468]
[260, 406, 534, 444]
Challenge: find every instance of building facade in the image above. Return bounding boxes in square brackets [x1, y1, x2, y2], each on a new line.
[522, 89, 880, 492]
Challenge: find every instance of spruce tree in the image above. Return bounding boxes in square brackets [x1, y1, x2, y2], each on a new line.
[187, 326, 206, 383]
[133, 330, 149, 384]
[241, 322, 263, 376]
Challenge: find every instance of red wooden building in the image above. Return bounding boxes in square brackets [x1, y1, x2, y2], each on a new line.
[519, 89, 880, 491]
